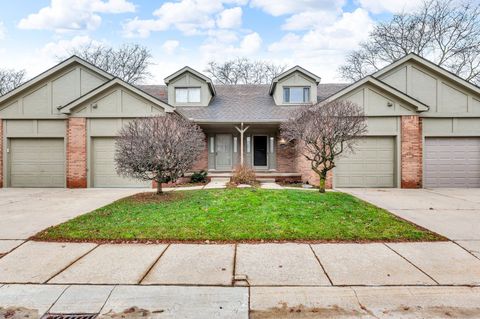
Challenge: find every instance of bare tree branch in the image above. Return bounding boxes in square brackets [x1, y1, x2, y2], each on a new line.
[281, 100, 367, 193]
[339, 0, 480, 85]
[59, 42, 153, 84]
[115, 114, 205, 194]
[204, 57, 287, 84]
[0, 68, 26, 96]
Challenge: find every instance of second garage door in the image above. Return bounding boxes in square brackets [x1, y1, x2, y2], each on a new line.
[425, 137, 480, 188]
[91, 137, 149, 188]
[9, 138, 65, 187]
[335, 137, 396, 188]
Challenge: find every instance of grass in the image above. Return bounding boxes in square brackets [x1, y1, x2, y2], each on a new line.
[35, 188, 442, 242]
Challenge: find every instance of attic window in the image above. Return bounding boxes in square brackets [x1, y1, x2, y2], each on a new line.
[175, 87, 201, 103]
[283, 87, 310, 103]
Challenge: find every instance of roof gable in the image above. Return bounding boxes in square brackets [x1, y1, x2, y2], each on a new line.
[323, 76, 429, 112]
[59, 78, 175, 114]
[0, 56, 113, 105]
[374, 53, 480, 96]
[269, 65, 321, 95]
[164, 66, 216, 96]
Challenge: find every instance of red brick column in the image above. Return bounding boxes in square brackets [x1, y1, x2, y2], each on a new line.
[401, 115, 423, 188]
[67, 117, 87, 188]
[0, 119, 3, 188]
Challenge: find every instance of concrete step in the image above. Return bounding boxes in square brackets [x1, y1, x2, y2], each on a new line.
[256, 178, 276, 183]
[209, 177, 231, 183]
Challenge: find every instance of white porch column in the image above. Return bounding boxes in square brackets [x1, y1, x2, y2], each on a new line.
[235, 122, 249, 166]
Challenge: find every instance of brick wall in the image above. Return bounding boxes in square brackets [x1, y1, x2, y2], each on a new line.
[66, 117, 87, 188]
[0, 119, 3, 188]
[401, 115, 423, 188]
[191, 141, 209, 171]
[295, 143, 333, 188]
[276, 141, 296, 173]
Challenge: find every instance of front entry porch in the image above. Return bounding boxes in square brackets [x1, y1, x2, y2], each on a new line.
[195, 123, 301, 182]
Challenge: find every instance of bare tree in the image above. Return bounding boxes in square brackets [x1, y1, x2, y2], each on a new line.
[339, 0, 480, 85]
[205, 57, 287, 84]
[115, 114, 205, 194]
[61, 42, 153, 84]
[281, 100, 367, 193]
[0, 68, 26, 96]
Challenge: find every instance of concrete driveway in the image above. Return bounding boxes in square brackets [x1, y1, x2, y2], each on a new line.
[0, 188, 144, 240]
[340, 188, 480, 241]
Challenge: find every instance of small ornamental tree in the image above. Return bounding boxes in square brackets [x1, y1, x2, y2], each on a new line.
[115, 114, 205, 194]
[281, 100, 367, 193]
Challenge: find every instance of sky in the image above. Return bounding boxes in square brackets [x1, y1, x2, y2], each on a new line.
[0, 0, 424, 84]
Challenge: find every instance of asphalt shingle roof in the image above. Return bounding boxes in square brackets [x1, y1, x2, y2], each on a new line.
[139, 83, 348, 123]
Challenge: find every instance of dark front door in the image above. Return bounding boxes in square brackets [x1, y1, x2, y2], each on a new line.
[253, 136, 268, 167]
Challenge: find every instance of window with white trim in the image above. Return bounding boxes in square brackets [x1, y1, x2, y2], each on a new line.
[283, 87, 310, 103]
[175, 87, 201, 103]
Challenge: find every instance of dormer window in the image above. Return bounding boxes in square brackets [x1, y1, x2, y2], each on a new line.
[175, 87, 201, 103]
[283, 87, 310, 103]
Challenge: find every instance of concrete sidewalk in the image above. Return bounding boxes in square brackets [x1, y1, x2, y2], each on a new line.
[2, 284, 480, 319]
[1, 241, 480, 286]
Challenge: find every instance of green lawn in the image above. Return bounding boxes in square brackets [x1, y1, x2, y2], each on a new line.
[35, 188, 442, 242]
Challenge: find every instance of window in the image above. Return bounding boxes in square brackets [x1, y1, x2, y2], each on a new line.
[283, 87, 310, 103]
[175, 87, 201, 103]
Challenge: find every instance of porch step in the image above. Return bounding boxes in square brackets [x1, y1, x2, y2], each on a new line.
[209, 177, 231, 183]
[256, 178, 276, 183]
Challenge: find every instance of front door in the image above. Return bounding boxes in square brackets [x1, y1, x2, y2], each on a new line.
[253, 135, 268, 168]
[215, 134, 233, 170]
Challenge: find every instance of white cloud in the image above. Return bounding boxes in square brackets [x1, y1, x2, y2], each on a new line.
[200, 31, 262, 59]
[40, 35, 101, 58]
[216, 7, 242, 29]
[123, 0, 248, 37]
[0, 21, 5, 39]
[282, 11, 338, 31]
[162, 40, 180, 55]
[268, 8, 374, 81]
[18, 0, 135, 32]
[250, 0, 345, 16]
[358, 0, 422, 14]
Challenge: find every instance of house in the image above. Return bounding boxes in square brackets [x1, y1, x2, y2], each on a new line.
[0, 53, 479, 189]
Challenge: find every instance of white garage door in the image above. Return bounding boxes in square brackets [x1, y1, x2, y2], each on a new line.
[335, 137, 396, 188]
[425, 137, 480, 188]
[92, 137, 149, 188]
[9, 138, 65, 187]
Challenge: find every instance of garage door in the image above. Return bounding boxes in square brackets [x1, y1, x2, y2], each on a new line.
[9, 138, 65, 187]
[425, 137, 480, 188]
[335, 137, 395, 188]
[92, 137, 149, 188]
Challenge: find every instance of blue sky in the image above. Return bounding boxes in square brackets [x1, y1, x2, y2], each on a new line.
[0, 0, 422, 83]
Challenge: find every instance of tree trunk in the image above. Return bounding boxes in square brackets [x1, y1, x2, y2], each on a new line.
[156, 180, 163, 194]
[318, 171, 327, 193]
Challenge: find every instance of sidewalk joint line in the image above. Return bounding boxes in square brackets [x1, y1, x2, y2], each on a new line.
[308, 244, 333, 286]
[452, 240, 480, 261]
[45, 244, 100, 284]
[138, 244, 170, 284]
[0, 239, 29, 259]
[45, 284, 70, 315]
[98, 285, 117, 315]
[232, 243, 237, 286]
[383, 243, 439, 285]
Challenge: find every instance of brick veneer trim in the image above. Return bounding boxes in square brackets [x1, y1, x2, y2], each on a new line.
[67, 117, 87, 188]
[401, 115, 423, 188]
